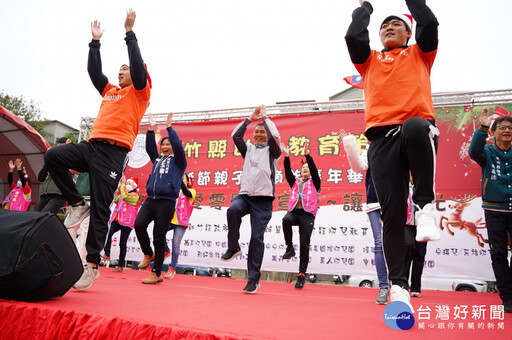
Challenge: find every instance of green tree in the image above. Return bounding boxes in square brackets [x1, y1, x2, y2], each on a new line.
[64, 132, 78, 143]
[0, 90, 51, 139]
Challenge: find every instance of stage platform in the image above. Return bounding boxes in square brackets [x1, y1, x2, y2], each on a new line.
[0, 267, 509, 339]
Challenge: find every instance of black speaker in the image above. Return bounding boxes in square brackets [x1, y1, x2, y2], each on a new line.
[0, 210, 84, 301]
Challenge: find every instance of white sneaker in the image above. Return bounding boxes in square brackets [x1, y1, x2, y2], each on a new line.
[64, 202, 90, 228]
[73, 264, 100, 290]
[415, 203, 441, 242]
[390, 285, 414, 313]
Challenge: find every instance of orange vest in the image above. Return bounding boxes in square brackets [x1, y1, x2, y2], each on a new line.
[355, 44, 437, 132]
[88, 83, 150, 150]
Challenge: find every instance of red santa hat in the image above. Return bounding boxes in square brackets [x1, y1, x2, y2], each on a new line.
[126, 177, 138, 190]
[382, 13, 413, 32]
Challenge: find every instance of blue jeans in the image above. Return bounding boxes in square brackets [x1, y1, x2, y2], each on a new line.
[368, 209, 389, 288]
[165, 224, 187, 269]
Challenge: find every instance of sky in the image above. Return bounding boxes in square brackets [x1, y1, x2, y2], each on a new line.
[1, 0, 511, 128]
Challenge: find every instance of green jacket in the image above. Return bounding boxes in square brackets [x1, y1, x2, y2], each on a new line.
[38, 166, 62, 196]
[114, 184, 139, 206]
[468, 127, 512, 211]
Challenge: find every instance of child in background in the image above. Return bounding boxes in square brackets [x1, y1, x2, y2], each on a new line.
[3, 159, 31, 211]
[103, 177, 139, 272]
[164, 173, 196, 279]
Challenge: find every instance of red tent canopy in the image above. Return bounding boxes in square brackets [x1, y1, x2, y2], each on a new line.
[0, 105, 50, 205]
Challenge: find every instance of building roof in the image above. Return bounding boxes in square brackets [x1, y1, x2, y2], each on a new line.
[46, 120, 79, 132]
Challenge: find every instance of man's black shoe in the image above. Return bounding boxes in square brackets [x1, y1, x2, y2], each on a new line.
[295, 273, 305, 289]
[243, 279, 260, 294]
[221, 248, 242, 261]
[282, 246, 296, 260]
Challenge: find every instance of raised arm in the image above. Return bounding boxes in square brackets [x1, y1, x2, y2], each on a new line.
[120, 184, 139, 206]
[260, 106, 282, 159]
[7, 160, 15, 187]
[342, 134, 368, 172]
[406, 0, 438, 53]
[180, 181, 193, 198]
[231, 119, 250, 158]
[145, 113, 159, 163]
[166, 113, 187, 171]
[87, 20, 109, 94]
[345, 0, 373, 65]
[21, 167, 30, 194]
[468, 108, 491, 167]
[124, 9, 148, 91]
[304, 143, 321, 192]
[38, 164, 48, 182]
[282, 143, 296, 188]
[15, 159, 27, 188]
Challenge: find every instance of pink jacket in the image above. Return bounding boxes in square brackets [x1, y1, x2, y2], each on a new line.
[110, 196, 138, 228]
[174, 189, 196, 227]
[287, 177, 319, 215]
[2, 186, 31, 211]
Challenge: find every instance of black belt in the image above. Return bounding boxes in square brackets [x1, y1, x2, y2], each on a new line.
[94, 139, 119, 146]
[92, 139, 128, 151]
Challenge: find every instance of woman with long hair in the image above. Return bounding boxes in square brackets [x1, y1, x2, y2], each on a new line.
[135, 113, 186, 284]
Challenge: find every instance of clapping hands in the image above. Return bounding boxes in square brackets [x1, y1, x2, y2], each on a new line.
[250, 105, 266, 121]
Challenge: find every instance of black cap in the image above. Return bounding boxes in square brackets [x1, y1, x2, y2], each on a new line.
[56, 137, 70, 144]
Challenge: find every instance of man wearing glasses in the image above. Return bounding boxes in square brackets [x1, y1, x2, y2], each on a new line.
[469, 108, 512, 313]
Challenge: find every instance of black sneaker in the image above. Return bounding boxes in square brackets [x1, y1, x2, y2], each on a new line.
[221, 248, 242, 261]
[282, 246, 296, 260]
[295, 273, 305, 289]
[243, 279, 260, 294]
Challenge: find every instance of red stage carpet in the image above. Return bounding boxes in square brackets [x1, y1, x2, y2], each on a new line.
[0, 267, 510, 339]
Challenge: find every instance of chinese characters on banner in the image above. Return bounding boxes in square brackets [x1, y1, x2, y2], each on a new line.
[115, 111, 494, 279]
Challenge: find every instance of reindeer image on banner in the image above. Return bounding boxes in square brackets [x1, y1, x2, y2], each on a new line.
[439, 194, 488, 248]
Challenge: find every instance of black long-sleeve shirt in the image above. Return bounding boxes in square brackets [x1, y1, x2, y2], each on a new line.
[8, 169, 26, 188]
[181, 181, 193, 198]
[38, 165, 48, 182]
[88, 31, 147, 94]
[284, 154, 321, 193]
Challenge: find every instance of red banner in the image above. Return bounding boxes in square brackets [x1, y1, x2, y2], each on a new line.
[114, 108, 500, 279]
[124, 110, 482, 210]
